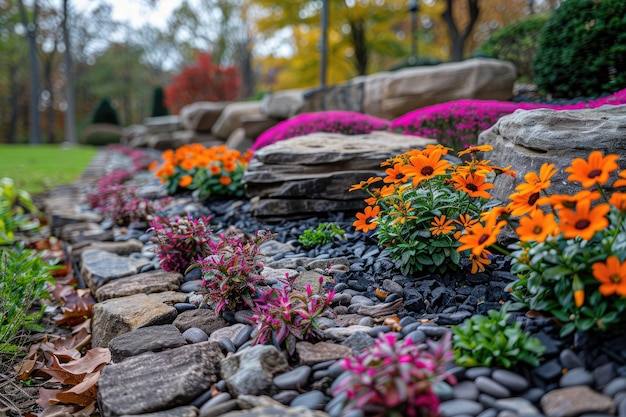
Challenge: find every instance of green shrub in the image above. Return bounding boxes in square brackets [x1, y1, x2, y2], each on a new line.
[0, 243, 57, 354]
[475, 14, 549, 83]
[0, 178, 40, 245]
[533, 0, 626, 98]
[298, 223, 346, 248]
[151, 86, 169, 117]
[452, 302, 545, 369]
[83, 131, 121, 146]
[91, 98, 120, 125]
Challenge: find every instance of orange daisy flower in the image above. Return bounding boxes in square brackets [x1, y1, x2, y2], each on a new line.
[379, 184, 397, 198]
[180, 158, 196, 171]
[515, 209, 557, 243]
[565, 151, 619, 188]
[454, 213, 479, 229]
[209, 164, 222, 175]
[614, 170, 626, 188]
[609, 192, 626, 212]
[514, 163, 557, 195]
[537, 190, 601, 210]
[147, 160, 159, 171]
[422, 144, 453, 156]
[401, 149, 451, 187]
[457, 217, 506, 257]
[480, 206, 512, 224]
[384, 164, 408, 184]
[430, 215, 455, 236]
[219, 176, 232, 186]
[451, 173, 494, 199]
[507, 190, 541, 217]
[353, 205, 380, 233]
[469, 251, 492, 274]
[558, 199, 610, 240]
[349, 176, 382, 192]
[457, 144, 493, 158]
[492, 165, 517, 178]
[161, 149, 174, 161]
[592, 256, 626, 297]
[178, 175, 193, 188]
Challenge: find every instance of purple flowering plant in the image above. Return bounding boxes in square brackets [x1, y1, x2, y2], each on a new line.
[334, 332, 456, 417]
[149, 214, 214, 273]
[252, 111, 389, 151]
[250, 275, 335, 356]
[199, 230, 275, 314]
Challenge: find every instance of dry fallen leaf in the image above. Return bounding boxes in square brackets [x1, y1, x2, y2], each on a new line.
[53, 372, 100, 407]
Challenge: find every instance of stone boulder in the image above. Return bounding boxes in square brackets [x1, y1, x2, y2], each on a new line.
[144, 115, 182, 134]
[212, 101, 262, 139]
[301, 81, 364, 114]
[381, 58, 516, 118]
[478, 104, 626, 202]
[363, 71, 391, 119]
[261, 89, 305, 120]
[243, 131, 436, 220]
[179, 101, 228, 133]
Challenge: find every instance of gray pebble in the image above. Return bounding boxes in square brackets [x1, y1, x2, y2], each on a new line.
[312, 360, 337, 371]
[217, 337, 236, 353]
[593, 362, 617, 390]
[520, 387, 545, 403]
[368, 326, 391, 338]
[559, 349, 584, 369]
[420, 325, 451, 338]
[495, 398, 539, 415]
[181, 280, 204, 293]
[190, 388, 214, 408]
[198, 399, 238, 417]
[290, 390, 328, 410]
[184, 269, 202, 284]
[465, 367, 492, 380]
[216, 380, 227, 392]
[439, 399, 485, 417]
[350, 295, 374, 306]
[274, 365, 312, 390]
[273, 390, 300, 405]
[454, 380, 480, 400]
[404, 329, 426, 344]
[401, 322, 421, 336]
[358, 317, 374, 327]
[325, 392, 348, 417]
[182, 327, 209, 344]
[231, 324, 253, 348]
[603, 376, 626, 397]
[491, 369, 530, 392]
[496, 410, 518, 417]
[198, 392, 232, 414]
[433, 381, 455, 401]
[174, 302, 197, 313]
[477, 409, 498, 417]
[619, 399, 626, 417]
[560, 367, 594, 387]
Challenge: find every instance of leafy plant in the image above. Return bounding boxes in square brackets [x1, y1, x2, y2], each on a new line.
[333, 332, 455, 417]
[451, 302, 545, 369]
[91, 97, 120, 125]
[164, 52, 240, 114]
[87, 183, 163, 226]
[151, 143, 250, 198]
[251, 111, 390, 151]
[149, 214, 214, 273]
[250, 275, 334, 356]
[0, 177, 41, 245]
[199, 230, 275, 314]
[350, 144, 513, 276]
[495, 152, 626, 335]
[533, 0, 626, 98]
[0, 243, 57, 354]
[298, 223, 346, 247]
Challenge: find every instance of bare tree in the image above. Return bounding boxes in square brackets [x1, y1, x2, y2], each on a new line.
[62, 0, 77, 144]
[442, 0, 479, 62]
[17, 0, 42, 144]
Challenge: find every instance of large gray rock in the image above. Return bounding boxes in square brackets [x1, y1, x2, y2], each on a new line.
[179, 101, 228, 132]
[261, 89, 305, 120]
[144, 115, 182, 134]
[212, 102, 262, 139]
[98, 341, 223, 417]
[80, 249, 151, 293]
[301, 80, 364, 114]
[108, 324, 187, 363]
[95, 270, 183, 302]
[220, 345, 290, 396]
[92, 293, 178, 348]
[540, 386, 615, 417]
[173, 309, 228, 336]
[71, 238, 144, 258]
[243, 131, 436, 219]
[478, 104, 626, 202]
[381, 58, 516, 118]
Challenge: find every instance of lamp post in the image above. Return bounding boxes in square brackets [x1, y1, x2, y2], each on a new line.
[409, 0, 419, 64]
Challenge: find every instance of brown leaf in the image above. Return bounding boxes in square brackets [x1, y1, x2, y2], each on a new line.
[36, 404, 77, 417]
[59, 348, 110, 375]
[71, 319, 91, 336]
[36, 387, 60, 409]
[39, 355, 84, 385]
[53, 295, 95, 326]
[14, 359, 38, 380]
[54, 372, 100, 407]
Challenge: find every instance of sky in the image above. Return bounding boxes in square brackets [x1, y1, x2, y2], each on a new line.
[71, 0, 182, 29]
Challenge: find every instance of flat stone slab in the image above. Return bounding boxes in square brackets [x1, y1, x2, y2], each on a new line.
[71, 239, 144, 258]
[118, 405, 198, 417]
[95, 270, 183, 302]
[173, 309, 227, 336]
[540, 385, 615, 417]
[92, 293, 178, 348]
[81, 249, 151, 293]
[98, 341, 223, 417]
[108, 324, 187, 363]
[295, 341, 352, 365]
[61, 222, 113, 244]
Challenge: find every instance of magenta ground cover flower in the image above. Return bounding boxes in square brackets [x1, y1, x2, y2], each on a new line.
[252, 111, 389, 151]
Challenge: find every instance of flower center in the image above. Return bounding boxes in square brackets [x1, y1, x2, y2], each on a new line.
[527, 192, 540, 206]
[575, 219, 591, 230]
[421, 166, 434, 176]
[477, 234, 490, 245]
[396, 173, 405, 180]
[610, 274, 622, 283]
[532, 226, 543, 234]
[588, 169, 602, 179]
[466, 183, 478, 192]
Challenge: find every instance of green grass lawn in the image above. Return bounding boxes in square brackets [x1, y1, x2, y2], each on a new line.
[0, 144, 98, 195]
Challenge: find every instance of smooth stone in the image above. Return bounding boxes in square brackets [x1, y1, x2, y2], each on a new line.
[603, 377, 626, 397]
[400, 322, 421, 336]
[182, 327, 209, 344]
[593, 363, 617, 390]
[274, 365, 312, 390]
[454, 381, 480, 401]
[273, 390, 300, 405]
[534, 359, 563, 381]
[198, 392, 232, 414]
[350, 295, 374, 306]
[541, 386, 616, 417]
[496, 411, 517, 417]
[495, 397, 540, 415]
[190, 388, 213, 408]
[108, 324, 187, 363]
[181, 280, 204, 293]
[217, 338, 236, 354]
[420, 325, 451, 338]
[232, 325, 254, 348]
[358, 317, 374, 327]
[439, 399, 485, 417]
[477, 410, 498, 417]
[311, 360, 337, 371]
[465, 367, 493, 380]
[560, 367, 594, 388]
[404, 329, 426, 344]
[521, 387, 545, 404]
[184, 267, 203, 282]
[492, 369, 530, 392]
[197, 399, 238, 417]
[433, 381, 455, 401]
[560, 349, 584, 370]
[290, 390, 328, 410]
[175, 303, 197, 313]
[368, 325, 391, 338]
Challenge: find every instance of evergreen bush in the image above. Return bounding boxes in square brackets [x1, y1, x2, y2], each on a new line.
[91, 98, 120, 125]
[532, 0, 626, 98]
[151, 86, 169, 117]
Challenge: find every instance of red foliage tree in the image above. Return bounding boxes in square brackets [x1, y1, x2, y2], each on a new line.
[164, 52, 241, 114]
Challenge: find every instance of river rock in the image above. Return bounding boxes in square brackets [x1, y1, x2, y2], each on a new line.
[98, 341, 224, 417]
[478, 104, 626, 202]
[95, 270, 183, 301]
[540, 385, 615, 417]
[220, 345, 290, 396]
[108, 324, 187, 363]
[296, 342, 352, 365]
[92, 293, 178, 348]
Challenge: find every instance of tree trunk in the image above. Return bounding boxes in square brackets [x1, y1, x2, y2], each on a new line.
[17, 0, 42, 144]
[237, 38, 254, 99]
[43, 54, 56, 143]
[442, 0, 480, 62]
[349, 19, 368, 76]
[8, 65, 19, 144]
[62, 0, 77, 144]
